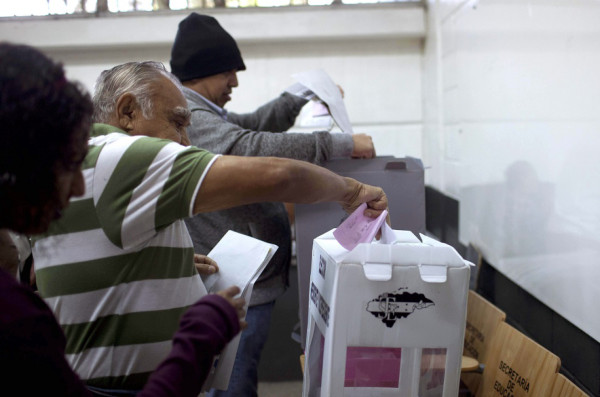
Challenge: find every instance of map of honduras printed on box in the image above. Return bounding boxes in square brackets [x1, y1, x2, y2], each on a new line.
[333, 203, 435, 329]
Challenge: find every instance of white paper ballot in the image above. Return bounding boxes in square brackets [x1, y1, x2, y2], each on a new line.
[201, 231, 278, 392]
[292, 69, 354, 134]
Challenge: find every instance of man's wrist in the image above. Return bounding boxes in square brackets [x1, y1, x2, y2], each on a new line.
[285, 82, 316, 100]
[338, 177, 362, 212]
[330, 133, 354, 158]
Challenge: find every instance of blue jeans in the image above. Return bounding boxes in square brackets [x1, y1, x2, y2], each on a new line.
[207, 301, 275, 397]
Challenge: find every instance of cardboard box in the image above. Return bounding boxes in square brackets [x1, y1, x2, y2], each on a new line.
[303, 229, 470, 397]
[295, 156, 426, 349]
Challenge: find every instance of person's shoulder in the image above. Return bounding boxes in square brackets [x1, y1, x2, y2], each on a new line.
[188, 96, 217, 115]
[0, 270, 26, 298]
[89, 131, 132, 146]
[182, 87, 209, 108]
[0, 271, 49, 323]
[88, 133, 178, 179]
[88, 132, 148, 163]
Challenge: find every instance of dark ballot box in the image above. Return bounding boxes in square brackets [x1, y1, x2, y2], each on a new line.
[294, 156, 426, 349]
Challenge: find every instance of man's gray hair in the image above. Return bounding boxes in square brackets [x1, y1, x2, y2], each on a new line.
[92, 61, 184, 123]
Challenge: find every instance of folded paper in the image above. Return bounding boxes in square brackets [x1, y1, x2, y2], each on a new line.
[333, 202, 388, 251]
[201, 231, 278, 392]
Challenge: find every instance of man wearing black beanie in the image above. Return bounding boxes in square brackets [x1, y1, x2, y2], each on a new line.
[170, 13, 377, 397]
[171, 13, 246, 86]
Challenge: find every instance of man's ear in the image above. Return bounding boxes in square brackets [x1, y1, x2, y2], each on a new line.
[115, 93, 139, 132]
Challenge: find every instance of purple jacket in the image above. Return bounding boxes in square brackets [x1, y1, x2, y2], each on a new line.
[0, 269, 239, 396]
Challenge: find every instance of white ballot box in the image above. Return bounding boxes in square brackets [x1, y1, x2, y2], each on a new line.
[295, 156, 426, 349]
[303, 229, 470, 397]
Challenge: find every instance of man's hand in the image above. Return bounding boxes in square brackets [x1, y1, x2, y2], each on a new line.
[339, 178, 390, 237]
[216, 286, 247, 330]
[193, 254, 218, 275]
[351, 134, 376, 159]
[339, 177, 388, 218]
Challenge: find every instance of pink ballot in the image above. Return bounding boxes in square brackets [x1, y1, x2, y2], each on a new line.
[333, 202, 389, 251]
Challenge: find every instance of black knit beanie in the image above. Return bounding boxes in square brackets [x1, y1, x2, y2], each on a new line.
[170, 13, 246, 82]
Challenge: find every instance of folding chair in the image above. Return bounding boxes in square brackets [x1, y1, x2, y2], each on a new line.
[461, 290, 506, 395]
[476, 322, 561, 397]
[550, 373, 591, 397]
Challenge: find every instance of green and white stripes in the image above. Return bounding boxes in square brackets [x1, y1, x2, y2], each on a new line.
[33, 124, 217, 389]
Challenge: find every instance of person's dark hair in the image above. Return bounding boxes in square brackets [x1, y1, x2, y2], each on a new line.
[0, 43, 93, 233]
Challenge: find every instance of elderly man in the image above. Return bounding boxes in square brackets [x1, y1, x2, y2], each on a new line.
[1, 44, 245, 397]
[33, 61, 388, 395]
[170, 14, 378, 395]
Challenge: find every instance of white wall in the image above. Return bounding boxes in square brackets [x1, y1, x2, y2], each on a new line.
[0, 5, 425, 158]
[3, 0, 598, 342]
[2, 0, 598, 362]
[423, 0, 600, 342]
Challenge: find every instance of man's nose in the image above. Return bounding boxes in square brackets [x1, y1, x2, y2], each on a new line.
[230, 71, 238, 88]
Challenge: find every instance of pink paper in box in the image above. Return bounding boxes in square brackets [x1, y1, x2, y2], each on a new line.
[344, 346, 402, 388]
[333, 202, 388, 251]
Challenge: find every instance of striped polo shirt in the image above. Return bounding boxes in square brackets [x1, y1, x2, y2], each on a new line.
[33, 123, 218, 389]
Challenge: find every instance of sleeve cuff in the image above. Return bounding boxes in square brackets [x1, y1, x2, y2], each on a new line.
[196, 294, 241, 338]
[285, 82, 316, 100]
[330, 133, 354, 158]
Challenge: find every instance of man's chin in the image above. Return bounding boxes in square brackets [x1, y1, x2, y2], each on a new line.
[220, 96, 231, 107]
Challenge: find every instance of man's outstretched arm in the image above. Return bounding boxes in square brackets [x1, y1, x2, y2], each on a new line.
[193, 155, 388, 218]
